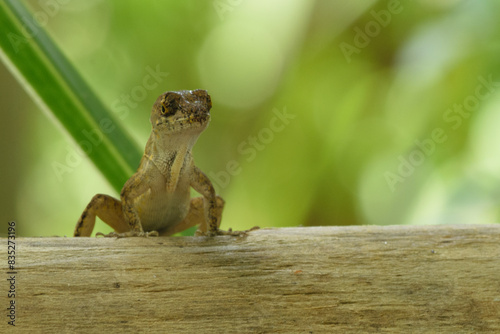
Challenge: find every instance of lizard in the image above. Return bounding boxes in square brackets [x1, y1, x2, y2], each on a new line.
[74, 89, 256, 237]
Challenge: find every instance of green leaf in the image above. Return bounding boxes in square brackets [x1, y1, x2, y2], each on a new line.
[0, 0, 142, 192]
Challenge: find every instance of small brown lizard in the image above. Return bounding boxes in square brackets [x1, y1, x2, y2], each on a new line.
[74, 89, 256, 237]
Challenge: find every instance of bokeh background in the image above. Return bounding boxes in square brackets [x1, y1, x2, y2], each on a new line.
[2, 0, 500, 236]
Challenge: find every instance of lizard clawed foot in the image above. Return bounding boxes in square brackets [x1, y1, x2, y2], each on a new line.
[196, 226, 260, 237]
[96, 230, 159, 238]
[221, 225, 260, 236]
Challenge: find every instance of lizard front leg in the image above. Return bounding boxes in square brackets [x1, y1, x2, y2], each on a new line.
[190, 166, 258, 236]
[74, 194, 129, 237]
[190, 166, 223, 236]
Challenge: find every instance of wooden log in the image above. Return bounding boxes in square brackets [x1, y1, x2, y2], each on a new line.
[3, 225, 500, 332]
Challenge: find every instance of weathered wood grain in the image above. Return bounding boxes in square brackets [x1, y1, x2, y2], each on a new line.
[3, 225, 500, 333]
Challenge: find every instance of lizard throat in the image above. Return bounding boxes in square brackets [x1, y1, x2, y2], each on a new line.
[154, 114, 210, 134]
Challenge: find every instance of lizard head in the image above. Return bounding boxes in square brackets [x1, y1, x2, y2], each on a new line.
[151, 89, 212, 134]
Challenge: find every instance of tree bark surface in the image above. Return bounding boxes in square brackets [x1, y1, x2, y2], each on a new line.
[4, 225, 500, 333]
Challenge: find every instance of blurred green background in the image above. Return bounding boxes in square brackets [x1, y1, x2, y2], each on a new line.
[2, 0, 500, 236]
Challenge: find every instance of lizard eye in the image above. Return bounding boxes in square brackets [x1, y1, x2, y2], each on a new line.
[160, 94, 178, 116]
[161, 103, 175, 116]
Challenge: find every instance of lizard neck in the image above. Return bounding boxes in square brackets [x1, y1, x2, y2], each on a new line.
[144, 129, 202, 191]
[147, 128, 200, 158]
